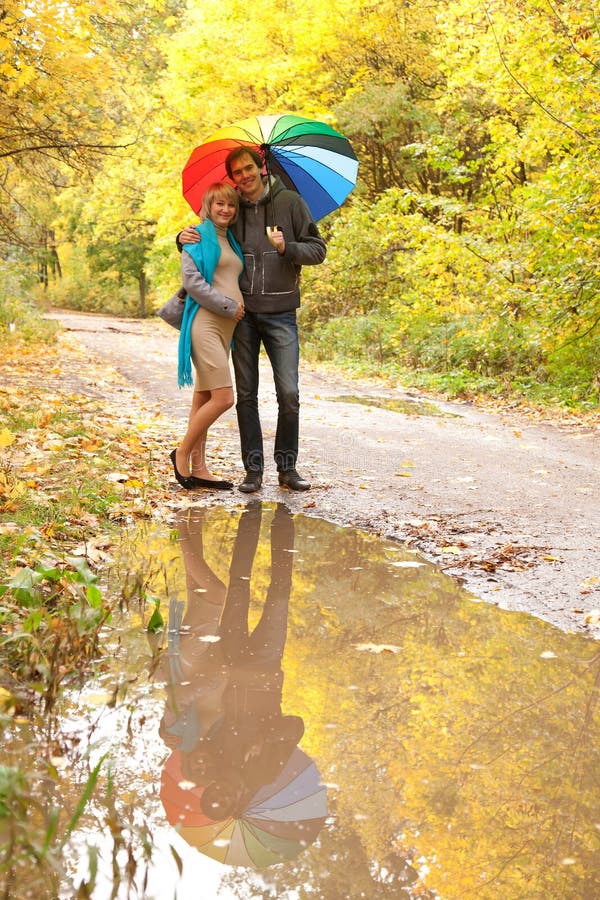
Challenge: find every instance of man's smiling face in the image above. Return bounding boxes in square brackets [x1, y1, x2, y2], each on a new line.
[229, 152, 263, 202]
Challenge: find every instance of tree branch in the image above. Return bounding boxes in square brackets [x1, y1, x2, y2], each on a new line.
[483, 3, 597, 146]
[0, 139, 138, 160]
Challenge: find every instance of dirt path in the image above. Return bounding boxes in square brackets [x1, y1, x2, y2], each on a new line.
[48, 309, 600, 636]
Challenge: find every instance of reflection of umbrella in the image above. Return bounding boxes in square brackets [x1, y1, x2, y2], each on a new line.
[182, 113, 358, 221]
[160, 750, 214, 828]
[164, 747, 327, 868]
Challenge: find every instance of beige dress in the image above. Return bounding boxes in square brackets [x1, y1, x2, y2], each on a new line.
[189, 228, 243, 391]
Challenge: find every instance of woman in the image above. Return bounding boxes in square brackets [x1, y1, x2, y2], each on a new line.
[170, 182, 245, 490]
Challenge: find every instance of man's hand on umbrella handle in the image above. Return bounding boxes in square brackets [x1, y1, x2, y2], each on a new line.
[181, 225, 200, 244]
[266, 226, 285, 254]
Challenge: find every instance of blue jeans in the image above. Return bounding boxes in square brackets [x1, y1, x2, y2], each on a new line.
[232, 310, 299, 473]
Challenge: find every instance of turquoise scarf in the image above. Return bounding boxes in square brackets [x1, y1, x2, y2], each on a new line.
[178, 219, 243, 387]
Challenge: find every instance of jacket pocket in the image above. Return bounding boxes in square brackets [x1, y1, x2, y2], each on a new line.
[262, 251, 298, 295]
[240, 253, 255, 295]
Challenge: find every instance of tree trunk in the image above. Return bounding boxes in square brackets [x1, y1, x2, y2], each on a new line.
[49, 229, 62, 279]
[139, 270, 146, 317]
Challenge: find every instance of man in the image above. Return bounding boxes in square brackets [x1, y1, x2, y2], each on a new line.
[178, 146, 326, 493]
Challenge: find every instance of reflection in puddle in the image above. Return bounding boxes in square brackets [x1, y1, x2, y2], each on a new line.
[159, 503, 326, 869]
[327, 394, 453, 416]
[2, 504, 599, 898]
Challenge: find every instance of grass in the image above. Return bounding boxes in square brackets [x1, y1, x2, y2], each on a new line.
[0, 323, 172, 898]
[0, 329, 174, 700]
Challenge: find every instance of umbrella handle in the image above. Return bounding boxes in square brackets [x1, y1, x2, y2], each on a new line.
[266, 225, 280, 248]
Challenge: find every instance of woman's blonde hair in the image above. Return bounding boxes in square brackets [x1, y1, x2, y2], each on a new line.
[200, 182, 239, 224]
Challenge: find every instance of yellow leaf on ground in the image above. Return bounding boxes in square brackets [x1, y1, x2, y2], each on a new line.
[0, 428, 15, 449]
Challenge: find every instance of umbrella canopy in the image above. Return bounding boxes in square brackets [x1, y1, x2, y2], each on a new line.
[182, 113, 358, 221]
[160, 751, 215, 829]
[162, 746, 327, 868]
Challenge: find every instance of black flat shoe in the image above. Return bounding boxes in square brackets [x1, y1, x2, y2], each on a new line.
[190, 476, 234, 490]
[169, 449, 194, 490]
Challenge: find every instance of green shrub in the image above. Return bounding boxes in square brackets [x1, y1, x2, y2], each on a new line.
[0, 257, 57, 342]
[302, 310, 400, 371]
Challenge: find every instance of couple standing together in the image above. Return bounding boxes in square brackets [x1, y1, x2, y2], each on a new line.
[169, 146, 326, 495]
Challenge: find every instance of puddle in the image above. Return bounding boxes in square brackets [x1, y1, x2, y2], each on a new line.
[326, 394, 454, 417]
[2, 503, 599, 899]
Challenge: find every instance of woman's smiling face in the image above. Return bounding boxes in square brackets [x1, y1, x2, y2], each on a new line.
[210, 196, 237, 226]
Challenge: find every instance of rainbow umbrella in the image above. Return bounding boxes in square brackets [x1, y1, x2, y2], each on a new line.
[160, 751, 215, 829]
[162, 747, 327, 868]
[182, 113, 358, 221]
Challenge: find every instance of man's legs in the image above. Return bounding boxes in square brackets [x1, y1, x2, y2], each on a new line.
[219, 503, 262, 662]
[232, 313, 263, 474]
[261, 311, 300, 473]
[246, 504, 294, 663]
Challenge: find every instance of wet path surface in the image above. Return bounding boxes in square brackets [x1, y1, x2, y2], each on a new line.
[5, 504, 599, 898]
[45, 309, 600, 635]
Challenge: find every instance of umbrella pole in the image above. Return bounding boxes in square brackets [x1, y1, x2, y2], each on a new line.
[263, 147, 279, 247]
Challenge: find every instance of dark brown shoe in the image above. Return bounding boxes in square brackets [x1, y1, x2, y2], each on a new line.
[238, 472, 263, 493]
[278, 469, 311, 491]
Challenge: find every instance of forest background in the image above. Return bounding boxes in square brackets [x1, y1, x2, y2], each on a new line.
[1, 0, 599, 410]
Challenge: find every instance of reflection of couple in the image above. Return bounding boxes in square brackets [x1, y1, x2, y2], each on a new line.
[159, 503, 325, 868]
[169, 145, 326, 494]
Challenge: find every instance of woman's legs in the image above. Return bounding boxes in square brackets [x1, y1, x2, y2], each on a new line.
[175, 386, 234, 479]
[187, 390, 210, 477]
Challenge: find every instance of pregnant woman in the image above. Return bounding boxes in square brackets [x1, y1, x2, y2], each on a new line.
[170, 182, 245, 490]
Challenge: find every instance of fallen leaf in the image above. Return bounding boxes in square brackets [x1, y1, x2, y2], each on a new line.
[0, 428, 15, 449]
[147, 600, 164, 633]
[354, 642, 401, 654]
[177, 780, 197, 791]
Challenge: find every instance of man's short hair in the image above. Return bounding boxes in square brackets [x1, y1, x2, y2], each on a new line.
[225, 146, 264, 179]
